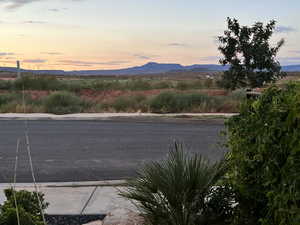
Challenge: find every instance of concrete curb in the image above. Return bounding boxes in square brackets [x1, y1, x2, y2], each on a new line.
[0, 113, 238, 120]
[0, 180, 127, 188]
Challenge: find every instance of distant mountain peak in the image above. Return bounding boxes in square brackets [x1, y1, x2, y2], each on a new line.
[145, 62, 158, 65]
[0, 63, 299, 76]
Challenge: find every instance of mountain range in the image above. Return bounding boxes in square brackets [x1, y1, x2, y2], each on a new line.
[0, 62, 299, 76]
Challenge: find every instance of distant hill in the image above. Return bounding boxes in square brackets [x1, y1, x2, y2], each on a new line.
[0, 62, 299, 76]
[282, 65, 300, 72]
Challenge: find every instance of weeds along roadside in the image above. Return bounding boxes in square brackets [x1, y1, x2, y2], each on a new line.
[0, 76, 245, 114]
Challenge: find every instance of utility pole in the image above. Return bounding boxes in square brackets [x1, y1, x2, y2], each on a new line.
[17, 60, 21, 79]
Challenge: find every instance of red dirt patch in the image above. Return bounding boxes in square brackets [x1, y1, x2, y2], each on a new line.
[79, 89, 165, 103]
[25, 90, 51, 100]
[199, 89, 228, 96]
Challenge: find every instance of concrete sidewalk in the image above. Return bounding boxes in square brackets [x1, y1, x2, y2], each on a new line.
[0, 113, 237, 120]
[0, 181, 135, 215]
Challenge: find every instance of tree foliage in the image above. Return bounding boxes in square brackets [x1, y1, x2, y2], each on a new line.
[226, 84, 300, 224]
[218, 18, 285, 90]
[0, 189, 49, 225]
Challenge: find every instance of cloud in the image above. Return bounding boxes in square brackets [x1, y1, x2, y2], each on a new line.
[23, 20, 47, 24]
[167, 43, 189, 47]
[0, 52, 15, 56]
[275, 26, 297, 33]
[0, 59, 16, 64]
[199, 56, 220, 62]
[289, 50, 300, 54]
[279, 57, 300, 65]
[57, 60, 129, 66]
[49, 63, 92, 67]
[2, 0, 40, 9]
[1, 0, 85, 10]
[41, 52, 63, 55]
[133, 54, 151, 60]
[48, 8, 68, 12]
[48, 8, 59, 12]
[23, 59, 47, 63]
[279, 57, 300, 61]
[133, 54, 159, 60]
[5, 56, 16, 59]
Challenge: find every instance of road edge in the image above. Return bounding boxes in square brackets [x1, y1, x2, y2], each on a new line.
[0, 113, 238, 120]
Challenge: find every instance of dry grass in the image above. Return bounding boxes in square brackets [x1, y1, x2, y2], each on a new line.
[1, 72, 298, 114]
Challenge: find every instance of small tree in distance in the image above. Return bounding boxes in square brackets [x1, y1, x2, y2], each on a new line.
[218, 18, 285, 90]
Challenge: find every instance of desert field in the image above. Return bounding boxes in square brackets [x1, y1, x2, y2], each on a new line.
[0, 71, 299, 114]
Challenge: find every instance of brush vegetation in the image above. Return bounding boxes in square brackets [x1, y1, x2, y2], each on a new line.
[0, 76, 218, 92]
[0, 76, 245, 114]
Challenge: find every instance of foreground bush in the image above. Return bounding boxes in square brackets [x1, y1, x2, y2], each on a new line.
[226, 84, 300, 225]
[120, 142, 232, 225]
[0, 189, 48, 225]
[44, 91, 89, 114]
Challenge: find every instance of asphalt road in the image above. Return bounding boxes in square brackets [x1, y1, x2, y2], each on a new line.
[0, 118, 226, 182]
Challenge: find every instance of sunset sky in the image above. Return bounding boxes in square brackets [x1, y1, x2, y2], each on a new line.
[0, 0, 299, 70]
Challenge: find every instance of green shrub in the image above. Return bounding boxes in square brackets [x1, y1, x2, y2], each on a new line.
[0, 92, 43, 113]
[152, 80, 172, 89]
[226, 84, 300, 225]
[111, 95, 147, 112]
[200, 185, 236, 225]
[112, 97, 135, 112]
[150, 92, 209, 113]
[63, 80, 88, 92]
[0, 80, 13, 90]
[44, 91, 89, 114]
[0, 93, 23, 113]
[150, 92, 178, 113]
[176, 81, 190, 90]
[0, 189, 48, 225]
[175, 80, 205, 90]
[228, 89, 247, 100]
[120, 142, 228, 225]
[203, 78, 214, 88]
[91, 80, 122, 91]
[14, 76, 63, 90]
[0, 93, 17, 106]
[126, 79, 151, 91]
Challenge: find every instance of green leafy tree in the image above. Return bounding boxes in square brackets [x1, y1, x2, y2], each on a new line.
[218, 18, 285, 90]
[226, 84, 300, 224]
[0, 189, 49, 225]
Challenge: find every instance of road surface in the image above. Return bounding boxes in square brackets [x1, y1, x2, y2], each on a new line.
[0, 118, 226, 182]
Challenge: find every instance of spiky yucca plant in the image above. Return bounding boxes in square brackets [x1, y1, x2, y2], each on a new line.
[120, 142, 227, 225]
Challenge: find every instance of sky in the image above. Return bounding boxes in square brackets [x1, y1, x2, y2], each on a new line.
[0, 0, 299, 70]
